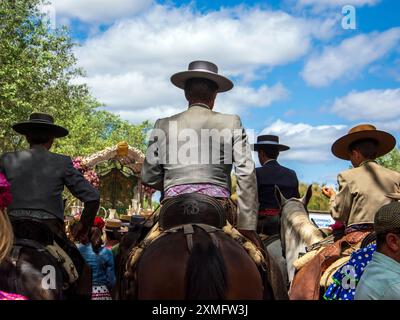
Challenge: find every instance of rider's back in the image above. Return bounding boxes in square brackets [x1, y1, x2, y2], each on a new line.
[336, 161, 400, 226]
[0, 145, 99, 221]
[144, 104, 247, 191]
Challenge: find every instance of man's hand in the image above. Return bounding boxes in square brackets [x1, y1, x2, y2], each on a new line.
[322, 186, 336, 199]
[73, 221, 90, 244]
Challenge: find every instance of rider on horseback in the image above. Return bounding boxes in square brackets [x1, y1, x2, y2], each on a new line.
[322, 124, 400, 233]
[0, 113, 100, 294]
[252, 134, 299, 236]
[141, 60, 260, 246]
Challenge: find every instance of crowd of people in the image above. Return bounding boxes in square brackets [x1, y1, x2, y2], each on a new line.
[0, 60, 399, 300]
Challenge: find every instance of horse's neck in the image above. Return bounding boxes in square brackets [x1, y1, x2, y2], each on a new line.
[282, 203, 323, 247]
[281, 202, 324, 282]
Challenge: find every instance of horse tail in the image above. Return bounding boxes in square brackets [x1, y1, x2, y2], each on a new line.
[185, 232, 227, 300]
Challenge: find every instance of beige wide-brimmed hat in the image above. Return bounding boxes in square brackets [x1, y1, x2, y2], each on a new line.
[331, 124, 396, 160]
[171, 61, 233, 93]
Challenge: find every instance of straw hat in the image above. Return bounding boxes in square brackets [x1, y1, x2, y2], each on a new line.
[104, 219, 122, 231]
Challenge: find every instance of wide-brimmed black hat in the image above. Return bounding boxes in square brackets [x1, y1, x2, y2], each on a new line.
[13, 113, 69, 138]
[171, 60, 234, 93]
[252, 135, 290, 152]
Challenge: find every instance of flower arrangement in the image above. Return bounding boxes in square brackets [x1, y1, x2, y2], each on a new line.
[73, 157, 100, 189]
[0, 173, 12, 210]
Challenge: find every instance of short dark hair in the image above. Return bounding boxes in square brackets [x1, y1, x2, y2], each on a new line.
[376, 228, 400, 251]
[348, 138, 379, 159]
[260, 147, 280, 160]
[184, 78, 218, 103]
[26, 129, 54, 145]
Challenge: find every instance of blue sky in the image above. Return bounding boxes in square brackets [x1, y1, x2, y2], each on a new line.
[49, 0, 400, 188]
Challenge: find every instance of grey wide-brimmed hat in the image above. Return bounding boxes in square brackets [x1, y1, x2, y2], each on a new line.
[13, 113, 69, 138]
[171, 60, 234, 93]
[252, 135, 290, 152]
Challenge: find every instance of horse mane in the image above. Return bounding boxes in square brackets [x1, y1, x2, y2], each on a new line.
[282, 200, 324, 246]
[185, 227, 227, 300]
[289, 212, 324, 246]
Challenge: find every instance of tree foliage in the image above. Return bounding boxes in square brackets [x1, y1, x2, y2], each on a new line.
[299, 182, 330, 211]
[376, 148, 400, 172]
[0, 0, 150, 156]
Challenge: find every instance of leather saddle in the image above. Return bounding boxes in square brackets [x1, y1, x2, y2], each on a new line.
[11, 218, 54, 247]
[159, 193, 227, 230]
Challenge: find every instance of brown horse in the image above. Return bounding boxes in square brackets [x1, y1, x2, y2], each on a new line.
[122, 224, 266, 300]
[0, 218, 91, 300]
[0, 248, 64, 300]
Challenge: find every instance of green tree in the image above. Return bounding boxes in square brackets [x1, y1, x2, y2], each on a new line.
[0, 0, 150, 155]
[299, 182, 330, 211]
[376, 147, 400, 172]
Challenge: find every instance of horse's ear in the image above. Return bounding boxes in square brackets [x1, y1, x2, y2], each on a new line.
[275, 185, 287, 207]
[302, 184, 313, 206]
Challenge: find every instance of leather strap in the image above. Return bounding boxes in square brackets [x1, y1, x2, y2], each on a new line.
[183, 225, 195, 251]
[10, 245, 22, 293]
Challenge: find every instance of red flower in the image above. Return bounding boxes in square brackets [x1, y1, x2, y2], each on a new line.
[330, 220, 345, 231]
[93, 216, 105, 230]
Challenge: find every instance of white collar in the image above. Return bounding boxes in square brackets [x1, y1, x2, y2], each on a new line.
[189, 103, 212, 110]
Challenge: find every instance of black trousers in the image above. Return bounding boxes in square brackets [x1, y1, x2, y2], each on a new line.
[257, 215, 280, 236]
[10, 216, 85, 276]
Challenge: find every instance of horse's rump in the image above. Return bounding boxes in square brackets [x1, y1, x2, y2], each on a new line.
[129, 225, 264, 300]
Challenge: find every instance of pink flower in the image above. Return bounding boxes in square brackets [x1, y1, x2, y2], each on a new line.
[0, 173, 12, 209]
[72, 157, 83, 171]
[0, 173, 10, 189]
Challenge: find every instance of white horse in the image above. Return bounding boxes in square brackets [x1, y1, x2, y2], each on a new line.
[275, 185, 325, 283]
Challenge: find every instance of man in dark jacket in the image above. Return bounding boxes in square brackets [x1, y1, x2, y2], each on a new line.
[253, 135, 300, 235]
[0, 113, 100, 295]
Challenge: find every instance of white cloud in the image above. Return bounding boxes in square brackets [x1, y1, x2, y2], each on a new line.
[258, 119, 347, 162]
[302, 28, 400, 87]
[84, 72, 289, 122]
[332, 88, 400, 121]
[75, 5, 334, 123]
[298, 0, 379, 7]
[77, 5, 318, 76]
[52, 0, 153, 23]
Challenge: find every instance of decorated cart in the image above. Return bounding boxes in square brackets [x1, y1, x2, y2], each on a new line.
[68, 142, 155, 218]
